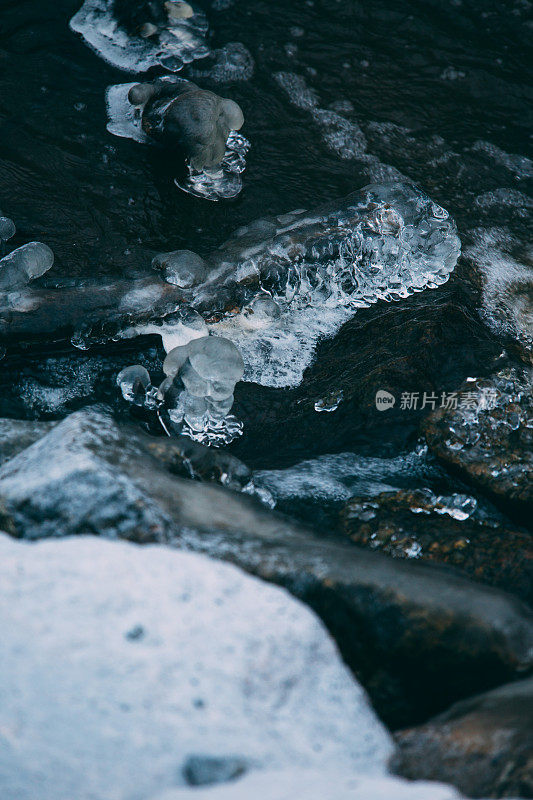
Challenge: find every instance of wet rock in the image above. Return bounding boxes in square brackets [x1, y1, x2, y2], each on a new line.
[340, 488, 533, 605]
[129, 76, 244, 170]
[182, 755, 247, 787]
[0, 276, 185, 345]
[1, 409, 532, 728]
[0, 534, 392, 800]
[392, 677, 533, 798]
[0, 418, 56, 466]
[422, 367, 533, 526]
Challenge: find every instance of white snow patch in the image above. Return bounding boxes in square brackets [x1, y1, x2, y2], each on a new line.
[0, 534, 393, 800]
[152, 769, 463, 800]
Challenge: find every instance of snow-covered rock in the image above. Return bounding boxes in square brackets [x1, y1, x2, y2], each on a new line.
[0, 534, 393, 800]
[152, 769, 463, 800]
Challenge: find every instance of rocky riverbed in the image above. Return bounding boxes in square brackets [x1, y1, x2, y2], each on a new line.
[0, 0, 532, 798]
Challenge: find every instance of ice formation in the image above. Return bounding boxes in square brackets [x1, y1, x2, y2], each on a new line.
[0, 242, 54, 291]
[0, 212, 16, 247]
[189, 42, 255, 83]
[151, 182, 461, 387]
[116, 336, 245, 445]
[70, 0, 210, 73]
[161, 335, 244, 443]
[106, 78, 249, 200]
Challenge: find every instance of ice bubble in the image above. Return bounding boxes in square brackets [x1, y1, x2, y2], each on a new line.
[0, 242, 54, 290]
[242, 295, 281, 329]
[152, 249, 208, 288]
[116, 364, 151, 402]
[0, 215, 16, 242]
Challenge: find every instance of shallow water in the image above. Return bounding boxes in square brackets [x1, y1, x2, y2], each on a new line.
[0, 0, 531, 531]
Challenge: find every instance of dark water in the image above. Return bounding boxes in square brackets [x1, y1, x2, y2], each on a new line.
[0, 0, 531, 515]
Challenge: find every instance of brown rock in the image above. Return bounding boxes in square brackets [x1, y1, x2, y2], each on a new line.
[392, 677, 533, 797]
[422, 367, 533, 525]
[340, 487, 533, 604]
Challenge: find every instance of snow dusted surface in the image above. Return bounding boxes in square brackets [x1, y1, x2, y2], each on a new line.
[0, 534, 393, 800]
[152, 769, 463, 800]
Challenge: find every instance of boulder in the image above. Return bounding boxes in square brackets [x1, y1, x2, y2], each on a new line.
[0, 533, 392, 800]
[422, 367, 533, 525]
[1, 409, 532, 728]
[340, 488, 533, 604]
[392, 677, 533, 798]
[152, 769, 465, 800]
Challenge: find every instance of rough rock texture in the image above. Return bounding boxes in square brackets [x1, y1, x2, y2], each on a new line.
[0, 418, 55, 466]
[340, 488, 533, 604]
[1, 408, 532, 729]
[0, 534, 392, 800]
[422, 367, 533, 526]
[152, 770, 465, 800]
[392, 677, 533, 798]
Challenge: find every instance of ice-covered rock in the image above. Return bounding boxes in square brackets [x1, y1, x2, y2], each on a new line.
[129, 76, 244, 170]
[1, 409, 532, 727]
[116, 363, 151, 402]
[155, 182, 460, 387]
[106, 77, 249, 199]
[0, 241, 54, 290]
[70, 0, 210, 73]
[151, 770, 465, 800]
[422, 367, 533, 524]
[0, 533, 393, 800]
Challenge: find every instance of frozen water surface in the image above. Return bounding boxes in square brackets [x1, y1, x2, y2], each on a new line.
[175, 181, 461, 387]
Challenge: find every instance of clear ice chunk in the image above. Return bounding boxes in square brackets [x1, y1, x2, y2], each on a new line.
[116, 365, 151, 402]
[0, 215, 16, 242]
[162, 335, 244, 444]
[0, 242, 54, 290]
[199, 182, 461, 387]
[152, 250, 208, 288]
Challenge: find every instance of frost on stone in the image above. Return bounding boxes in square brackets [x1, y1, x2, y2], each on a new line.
[69, 0, 210, 73]
[156, 182, 460, 387]
[0, 242, 54, 291]
[465, 226, 533, 356]
[161, 335, 245, 444]
[106, 78, 249, 200]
